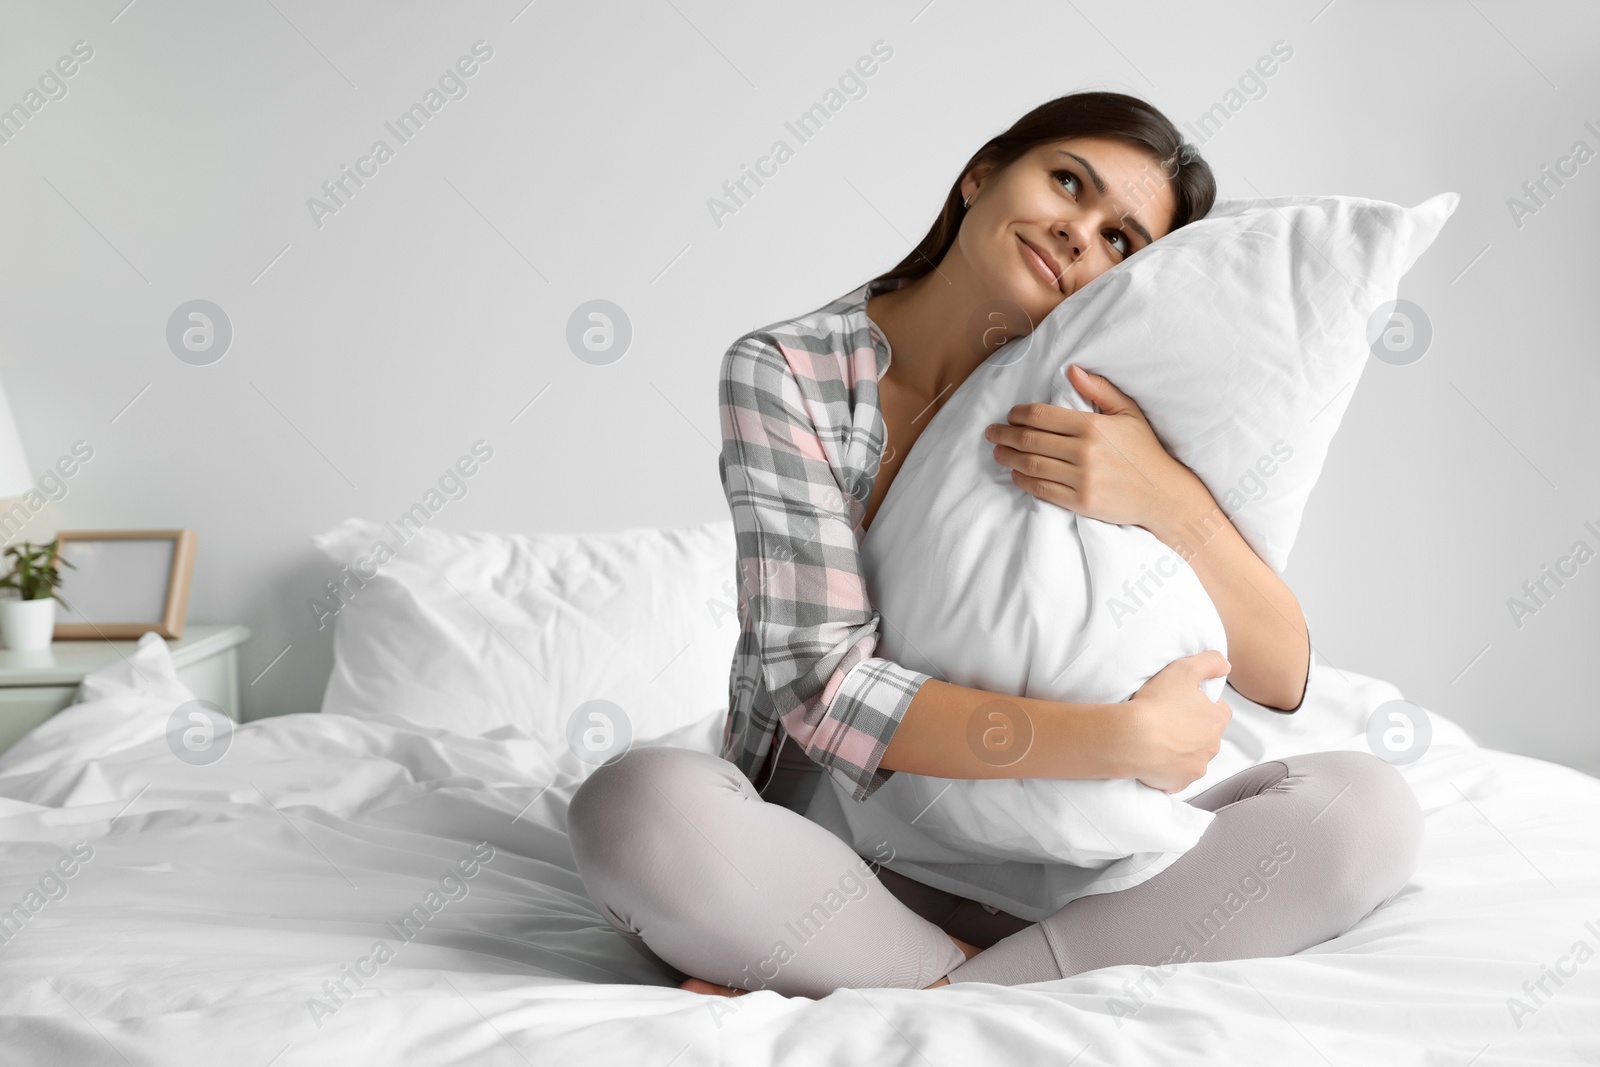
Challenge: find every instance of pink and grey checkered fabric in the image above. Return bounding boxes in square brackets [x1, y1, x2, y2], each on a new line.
[717, 275, 933, 803]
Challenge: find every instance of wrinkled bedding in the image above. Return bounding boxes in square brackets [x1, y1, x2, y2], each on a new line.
[0, 634, 1595, 1065]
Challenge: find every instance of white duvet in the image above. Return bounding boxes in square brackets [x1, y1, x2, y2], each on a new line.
[0, 634, 1596, 1065]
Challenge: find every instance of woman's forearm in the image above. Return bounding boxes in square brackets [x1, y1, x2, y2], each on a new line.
[878, 678, 1131, 780]
[1147, 478, 1310, 711]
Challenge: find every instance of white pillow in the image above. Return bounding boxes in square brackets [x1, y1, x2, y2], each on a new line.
[312, 519, 740, 756]
[813, 192, 1459, 917]
[1052, 191, 1459, 573]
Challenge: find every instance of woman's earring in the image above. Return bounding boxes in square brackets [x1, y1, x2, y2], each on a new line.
[963, 192, 974, 209]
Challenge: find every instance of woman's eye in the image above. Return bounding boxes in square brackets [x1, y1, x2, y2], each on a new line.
[1053, 168, 1133, 258]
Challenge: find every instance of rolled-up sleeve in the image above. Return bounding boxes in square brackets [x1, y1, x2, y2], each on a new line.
[719, 334, 931, 802]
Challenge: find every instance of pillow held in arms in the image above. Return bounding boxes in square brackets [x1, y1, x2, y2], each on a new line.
[807, 192, 1459, 913]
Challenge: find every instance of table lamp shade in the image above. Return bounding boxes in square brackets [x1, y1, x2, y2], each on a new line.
[0, 377, 33, 501]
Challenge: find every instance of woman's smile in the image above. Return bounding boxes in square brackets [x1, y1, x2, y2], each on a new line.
[1018, 234, 1064, 293]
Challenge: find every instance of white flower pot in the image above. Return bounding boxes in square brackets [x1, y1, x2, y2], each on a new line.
[0, 598, 56, 650]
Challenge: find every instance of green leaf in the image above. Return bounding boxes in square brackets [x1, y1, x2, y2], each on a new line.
[2, 538, 72, 601]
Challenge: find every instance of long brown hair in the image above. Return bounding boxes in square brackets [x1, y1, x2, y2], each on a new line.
[871, 91, 1217, 288]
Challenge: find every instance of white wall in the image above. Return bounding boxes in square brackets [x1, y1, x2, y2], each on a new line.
[0, 0, 1595, 774]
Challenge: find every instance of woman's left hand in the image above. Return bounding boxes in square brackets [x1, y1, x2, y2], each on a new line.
[985, 364, 1202, 531]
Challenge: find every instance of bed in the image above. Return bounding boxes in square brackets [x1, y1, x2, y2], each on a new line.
[0, 520, 1596, 1066]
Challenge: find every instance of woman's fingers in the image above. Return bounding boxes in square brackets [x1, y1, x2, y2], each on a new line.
[991, 442, 1077, 484]
[985, 419, 1086, 460]
[1193, 650, 1231, 678]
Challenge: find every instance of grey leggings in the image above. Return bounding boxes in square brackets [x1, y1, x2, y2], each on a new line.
[567, 744, 1423, 998]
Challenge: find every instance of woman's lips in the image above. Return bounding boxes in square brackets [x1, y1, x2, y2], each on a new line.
[1019, 236, 1061, 292]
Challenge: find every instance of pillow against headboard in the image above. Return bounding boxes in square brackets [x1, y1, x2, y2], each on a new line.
[312, 519, 740, 755]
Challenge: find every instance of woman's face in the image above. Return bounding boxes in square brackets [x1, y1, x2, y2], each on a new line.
[957, 136, 1178, 329]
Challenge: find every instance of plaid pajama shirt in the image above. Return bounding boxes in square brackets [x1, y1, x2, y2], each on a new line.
[716, 272, 1315, 809]
[717, 274, 930, 804]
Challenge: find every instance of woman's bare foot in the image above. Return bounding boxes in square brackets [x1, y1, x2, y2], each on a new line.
[680, 978, 747, 997]
[926, 934, 981, 988]
[681, 935, 979, 995]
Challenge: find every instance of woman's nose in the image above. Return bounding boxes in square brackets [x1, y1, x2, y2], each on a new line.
[1054, 220, 1089, 264]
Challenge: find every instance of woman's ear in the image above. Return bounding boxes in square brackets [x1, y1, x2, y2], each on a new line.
[963, 160, 998, 203]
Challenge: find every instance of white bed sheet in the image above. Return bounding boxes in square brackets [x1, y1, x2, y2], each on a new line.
[0, 634, 1595, 1066]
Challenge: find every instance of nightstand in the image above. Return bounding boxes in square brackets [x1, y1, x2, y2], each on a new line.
[0, 624, 251, 755]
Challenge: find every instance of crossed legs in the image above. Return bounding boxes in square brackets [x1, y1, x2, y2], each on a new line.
[567, 745, 1423, 997]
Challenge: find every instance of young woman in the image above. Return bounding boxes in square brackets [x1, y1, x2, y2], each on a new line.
[568, 91, 1423, 999]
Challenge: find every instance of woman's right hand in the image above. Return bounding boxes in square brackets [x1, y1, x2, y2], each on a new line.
[1122, 650, 1233, 793]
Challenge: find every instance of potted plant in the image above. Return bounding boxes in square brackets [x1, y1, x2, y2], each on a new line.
[0, 538, 75, 650]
